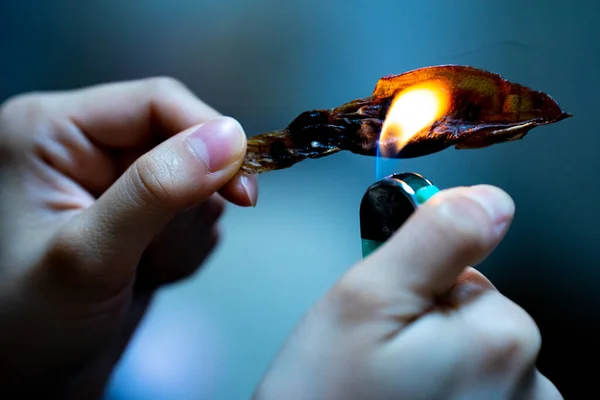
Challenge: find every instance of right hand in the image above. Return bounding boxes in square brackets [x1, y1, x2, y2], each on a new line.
[254, 185, 562, 400]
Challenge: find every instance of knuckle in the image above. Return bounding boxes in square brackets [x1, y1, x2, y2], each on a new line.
[145, 76, 186, 94]
[129, 155, 176, 210]
[331, 268, 392, 324]
[0, 93, 47, 124]
[1, 93, 38, 115]
[43, 223, 100, 279]
[0, 93, 50, 154]
[475, 301, 541, 373]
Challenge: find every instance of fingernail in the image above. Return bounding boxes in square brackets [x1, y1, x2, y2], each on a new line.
[185, 117, 246, 172]
[465, 185, 515, 232]
[240, 173, 258, 207]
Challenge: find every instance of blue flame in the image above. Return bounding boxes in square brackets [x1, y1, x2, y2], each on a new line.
[375, 145, 396, 180]
[375, 145, 382, 180]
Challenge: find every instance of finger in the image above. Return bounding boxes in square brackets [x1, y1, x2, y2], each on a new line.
[48, 76, 221, 148]
[219, 171, 258, 207]
[50, 117, 244, 288]
[339, 185, 515, 315]
[138, 195, 225, 287]
[0, 94, 119, 196]
[522, 370, 563, 400]
[454, 289, 541, 384]
[140, 223, 220, 288]
[379, 289, 542, 397]
[1, 78, 223, 197]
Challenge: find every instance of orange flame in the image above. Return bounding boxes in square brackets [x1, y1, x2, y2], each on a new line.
[379, 79, 451, 156]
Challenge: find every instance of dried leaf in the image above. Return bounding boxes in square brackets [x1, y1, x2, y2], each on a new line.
[242, 65, 571, 174]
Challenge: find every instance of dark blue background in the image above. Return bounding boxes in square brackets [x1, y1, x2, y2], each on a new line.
[1, 1, 597, 398]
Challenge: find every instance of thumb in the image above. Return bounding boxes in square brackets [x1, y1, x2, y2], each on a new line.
[55, 116, 246, 277]
[338, 185, 515, 317]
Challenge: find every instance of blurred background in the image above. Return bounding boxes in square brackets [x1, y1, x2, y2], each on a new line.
[1, 0, 598, 398]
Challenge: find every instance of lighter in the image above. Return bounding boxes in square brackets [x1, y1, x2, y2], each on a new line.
[360, 172, 440, 258]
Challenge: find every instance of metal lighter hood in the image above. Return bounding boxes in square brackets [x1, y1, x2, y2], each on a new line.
[360, 172, 438, 257]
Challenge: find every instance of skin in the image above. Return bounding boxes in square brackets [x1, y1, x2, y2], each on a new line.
[0, 78, 562, 399]
[0, 77, 258, 397]
[254, 186, 564, 400]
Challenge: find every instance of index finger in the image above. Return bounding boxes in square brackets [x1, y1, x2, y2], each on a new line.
[42, 77, 256, 206]
[47, 76, 222, 148]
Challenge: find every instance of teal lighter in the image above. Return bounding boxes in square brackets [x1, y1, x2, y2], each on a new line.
[360, 172, 440, 258]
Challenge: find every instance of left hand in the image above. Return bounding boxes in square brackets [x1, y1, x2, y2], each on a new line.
[0, 77, 257, 397]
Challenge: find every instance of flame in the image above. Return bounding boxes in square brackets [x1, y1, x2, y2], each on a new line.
[379, 79, 451, 156]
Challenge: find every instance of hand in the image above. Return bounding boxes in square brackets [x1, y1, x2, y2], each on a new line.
[254, 185, 562, 400]
[0, 78, 258, 397]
